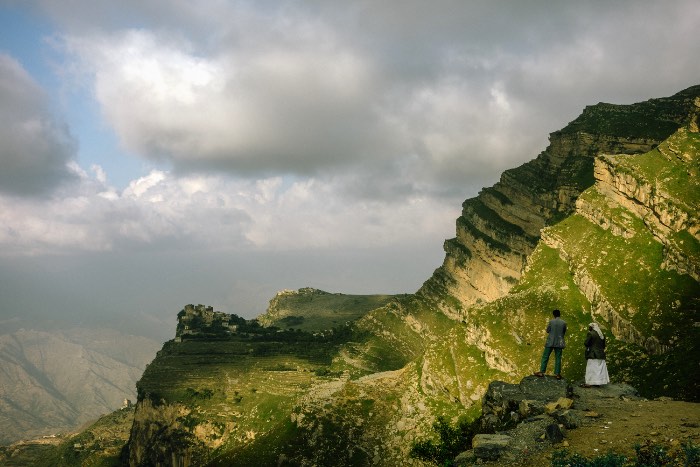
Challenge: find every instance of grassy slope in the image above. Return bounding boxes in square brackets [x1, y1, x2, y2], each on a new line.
[613, 127, 700, 266]
[31, 408, 133, 467]
[260, 289, 396, 332]
[552, 129, 699, 399]
[136, 336, 337, 456]
[471, 244, 592, 383]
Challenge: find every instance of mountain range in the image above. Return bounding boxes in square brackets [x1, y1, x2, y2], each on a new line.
[0, 328, 160, 445]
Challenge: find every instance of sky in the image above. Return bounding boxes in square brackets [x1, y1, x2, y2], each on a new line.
[0, 0, 698, 340]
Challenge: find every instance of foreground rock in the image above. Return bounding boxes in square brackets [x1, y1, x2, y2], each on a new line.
[455, 375, 700, 465]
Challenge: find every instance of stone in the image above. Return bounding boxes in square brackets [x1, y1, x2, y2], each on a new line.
[554, 409, 582, 429]
[556, 397, 573, 410]
[482, 376, 569, 429]
[545, 423, 565, 443]
[519, 399, 545, 418]
[545, 397, 573, 414]
[472, 434, 513, 460]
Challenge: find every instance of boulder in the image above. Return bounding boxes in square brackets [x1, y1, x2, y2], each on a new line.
[519, 399, 546, 418]
[482, 376, 570, 430]
[453, 449, 476, 466]
[472, 434, 513, 461]
[545, 397, 574, 414]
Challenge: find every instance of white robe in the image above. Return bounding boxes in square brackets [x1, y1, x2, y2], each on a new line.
[585, 359, 610, 385]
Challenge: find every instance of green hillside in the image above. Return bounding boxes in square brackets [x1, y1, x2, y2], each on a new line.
[258, 287, 396, 332]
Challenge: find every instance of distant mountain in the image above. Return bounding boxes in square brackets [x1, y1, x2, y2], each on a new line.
[0, 328, 160, 444]
[31, 86, 699, 466]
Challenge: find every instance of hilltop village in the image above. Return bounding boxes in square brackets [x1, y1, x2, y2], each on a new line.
[174, 304, 249, 341]
[174, 302, 351, 343]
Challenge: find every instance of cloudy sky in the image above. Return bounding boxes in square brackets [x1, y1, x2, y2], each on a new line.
[1, 1, 698, 340]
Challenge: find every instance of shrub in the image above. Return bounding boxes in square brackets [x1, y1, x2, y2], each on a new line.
[552, 450, 627, 467]
[551, 440, 700, 467]
[633, 440, 672, 466]
[683, 441, 700, 466]
[409, 415, 482, 465]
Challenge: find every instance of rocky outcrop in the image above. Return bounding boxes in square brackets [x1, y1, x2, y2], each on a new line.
[456, 375, 642, 464]
[258, 288, 328, 327]
[258, 288, 395, 331]
[539, 228, 668, 354]
[594, 130, 699, 282]
[128, 399, 208, 467]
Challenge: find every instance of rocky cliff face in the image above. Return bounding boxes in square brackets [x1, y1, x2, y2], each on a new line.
[552, 125, 699, 355]
[124, 86, 700, 466]
[418, 87, 700, 315]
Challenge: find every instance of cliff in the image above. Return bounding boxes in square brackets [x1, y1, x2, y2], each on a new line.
[121, 86, 700, 466]
[417, 86, 700, 316]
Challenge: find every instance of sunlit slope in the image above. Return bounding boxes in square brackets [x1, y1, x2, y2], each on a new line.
[465, 126, 699, 399]
[417, 85, 700, 315]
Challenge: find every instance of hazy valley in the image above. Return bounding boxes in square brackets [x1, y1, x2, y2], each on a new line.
[0, 327, 160, 445]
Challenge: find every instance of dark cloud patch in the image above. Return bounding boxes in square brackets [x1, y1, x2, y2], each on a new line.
[0, 54, 77, 197]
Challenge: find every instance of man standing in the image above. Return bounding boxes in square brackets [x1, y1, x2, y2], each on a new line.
[534, 309, 567, 380]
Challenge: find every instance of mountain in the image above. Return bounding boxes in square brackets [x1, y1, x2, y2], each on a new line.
[25, 86, 698, 466]
[0, 328, 160, 445]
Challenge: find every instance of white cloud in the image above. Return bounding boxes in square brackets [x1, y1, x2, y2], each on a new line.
[0, 165, 457, 257]
[45, 0, 697, 207]
[123, 170, 167, 198]
[62, 25, 388, 177]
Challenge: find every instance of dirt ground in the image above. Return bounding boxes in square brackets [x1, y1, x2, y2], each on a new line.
[563, 397, 699, 456]
[518, 387, 700, 466]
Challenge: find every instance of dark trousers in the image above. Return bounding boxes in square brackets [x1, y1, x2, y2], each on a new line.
[539, 347, 562, 375]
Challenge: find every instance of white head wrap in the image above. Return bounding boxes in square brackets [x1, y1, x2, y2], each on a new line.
[589, 322, 604, 340]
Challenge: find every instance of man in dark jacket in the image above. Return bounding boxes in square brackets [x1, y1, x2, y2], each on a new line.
[534, 309, 567, 379]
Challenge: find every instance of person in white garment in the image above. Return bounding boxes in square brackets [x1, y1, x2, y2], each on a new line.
[581, 322, 610, 388]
